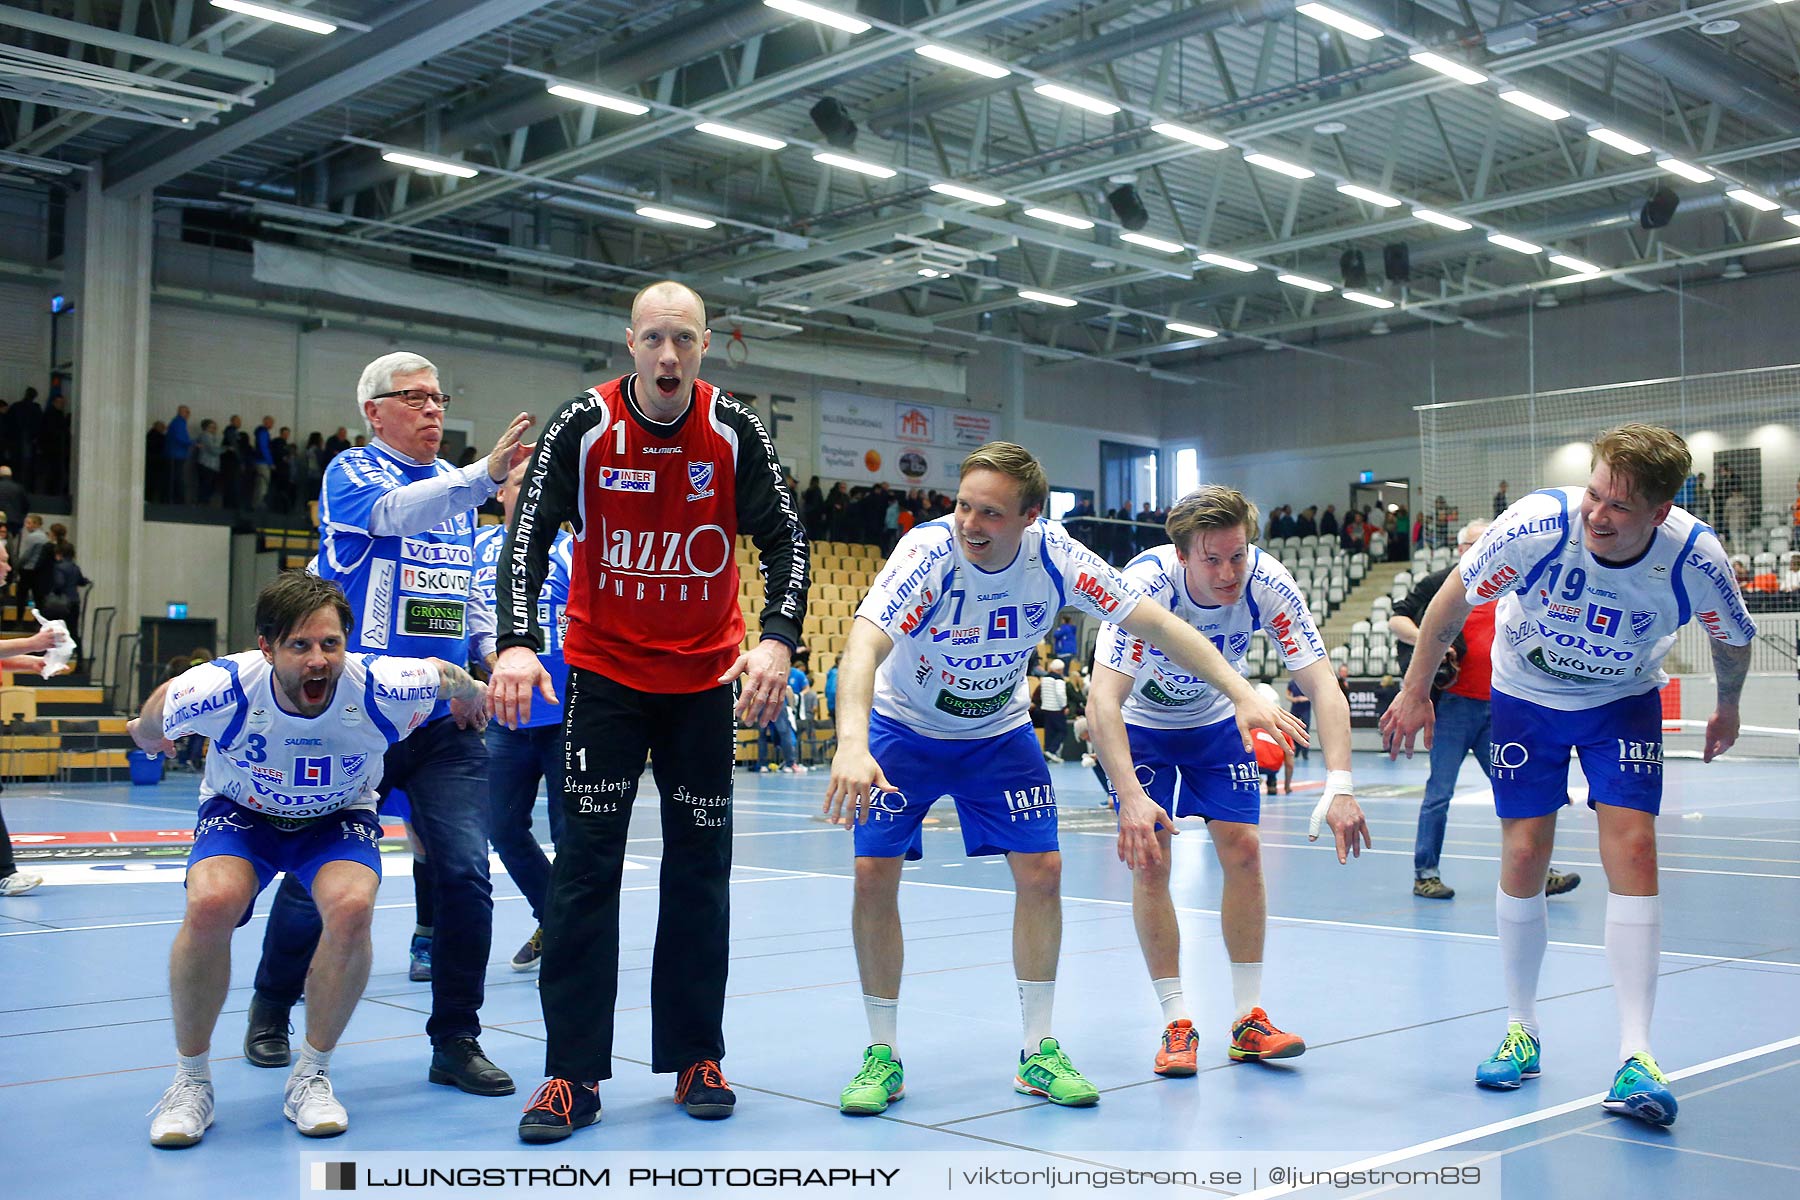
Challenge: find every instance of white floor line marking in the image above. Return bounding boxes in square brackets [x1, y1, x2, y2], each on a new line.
[1233, 1034, 1800, 1200]
[1575, 1130, 1800, 1173]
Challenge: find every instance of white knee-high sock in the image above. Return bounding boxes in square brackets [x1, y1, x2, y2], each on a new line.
[1229, 962, 1263, 1020]
[862, 994, 899, 1055]
[1018, 980, 1055, 1054]
[1495, 886, 1548, 1037]
[1605, 892, 1661, 1062]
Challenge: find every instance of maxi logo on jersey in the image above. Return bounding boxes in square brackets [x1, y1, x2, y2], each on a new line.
[1268, 612, 1301, 658]
[1474, 564, 1520, 600]
[1073, 571, 1125, 614]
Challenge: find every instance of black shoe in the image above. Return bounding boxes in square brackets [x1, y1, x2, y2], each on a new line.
[518, 1078, 601, 1143]
[429, 1037, 516, 1096]
[243, 996, 292, 1068]
[1545, 868, 1582, 896]
[674, 1060, 736, 1119]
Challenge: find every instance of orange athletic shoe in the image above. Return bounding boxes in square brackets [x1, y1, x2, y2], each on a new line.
[1228, 1008, 1306, 1062]
[1153, 1019, 1199, 1076]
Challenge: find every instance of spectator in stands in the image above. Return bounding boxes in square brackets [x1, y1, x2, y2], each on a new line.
[165, 406, 192, 504]
[38, 394, 70, 497]
[1492, 481, 1508, 518]
[0, 465, 28, 556]
[0, 549, 71, 896]
[1264, 508, 1281, 544]
[1723, 489, 1749, 554]
[826, 481, 850, 540]
[146, 420, 167, 502]
[300, 432, 326, 508]
[1274, 505, 1297, 540]
[1295, 506, 1318, 538]
[1732, 557, 1751, 592]
[10, 387, 40, 491]
[881, 490, 901, 553]
[193, 419, 221, 506]
[1038, 659, 1070, 763]
[1319, 504, 1339, 538]
[16, 513, 48, 608]
[1286, 675, 1311, 761]
[325, 426, 351, 462]
[1052, 612, 1078, 660]
[251, 416, 276, 510]
[1340, 510, 1367, 552]
[271, 426, 294, 513]
[802, 476, 825, 540]
[219, 415, 247, 509]
[825, 661, 838, 720]
[1792, 477, 1800, 540]
[1780, 552, 1800, 593]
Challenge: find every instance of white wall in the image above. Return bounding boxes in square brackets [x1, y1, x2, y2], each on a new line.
[1184, 433, 1421, 523]
[137, 520, 232, 637]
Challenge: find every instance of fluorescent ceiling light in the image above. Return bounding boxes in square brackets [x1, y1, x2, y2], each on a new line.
[1486, 231, 1543, 254]
[929, 181, 1006, 206]
[1342, 290, 1394, 308]
[0, 150, 76, 176]
[1119, 231, 1185, 254]
[1032, 82, 1120, 115]
[1498, 90, 1570, 121]
[1408, 51, 1486, 85]
[1413, 208, 1472, 230]
[1243, 152, 1314, 179]
[1151, 122, 1228, 151]
[1542, 272, 1602, 287]
[1023, 206, 1095, 230]
[1277, 273, 1334, 292]
[1296, 3, 1384, 41]
[1198, 252, 1257, 273]
[914, 44, 1010, 78]
[812, 152, 896, 178]
[1587, 127, 1650, 155]
[763, 0, 870, 35]
[546, 83, 649, 115]
[636, 205, 717, 229]
[1167, 321, 1219, 338]
[1725, 188, 1780, 212]
[694, 122, 787, 151]
[917, 268, 942, 277]
[382, 151, 479, 178]
[1018, 289, 1078, 307]
[1336, 182, 1401, 208]
[210, 0, 336, 35]
[1786, 213, 1800, 228]
[1548, 253, 1599, 273]
[1656, 157, 1715, 183]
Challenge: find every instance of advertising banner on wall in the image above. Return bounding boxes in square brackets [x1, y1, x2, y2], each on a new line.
[817, 390, 999, 490]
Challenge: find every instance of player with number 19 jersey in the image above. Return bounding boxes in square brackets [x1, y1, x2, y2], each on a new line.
[1462, 487, 1755, 710]
[162, 652, 442, 821]
[858, 517, 1142, 739]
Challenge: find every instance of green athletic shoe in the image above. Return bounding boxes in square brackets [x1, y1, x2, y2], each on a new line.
[1015, 1037, 1099, 1107]
[1603, 1052, 1678, 1126]
[839, 1045, 904, 1115]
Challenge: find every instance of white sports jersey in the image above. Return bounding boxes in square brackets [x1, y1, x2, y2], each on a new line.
[858, 517, 1141, 739]
[1095, 544, 1326, 730]
[1461, 487, 1756, 710]
[162, 652, 441, 819]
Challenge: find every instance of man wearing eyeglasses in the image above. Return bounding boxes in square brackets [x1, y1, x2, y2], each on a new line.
[242, 352, 533, 1099]
[491, 281, 807, 1142]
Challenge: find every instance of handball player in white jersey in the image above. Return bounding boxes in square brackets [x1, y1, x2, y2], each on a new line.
[1382, 424, 1755, 1126]
[132, 573, 486, 1147]
[1089, 485, 1369, 1078]
[826, 442, 1307, 1115]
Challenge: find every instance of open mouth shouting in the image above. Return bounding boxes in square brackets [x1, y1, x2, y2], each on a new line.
[654, 374, 684, 400]
[300, 673, 330, 709]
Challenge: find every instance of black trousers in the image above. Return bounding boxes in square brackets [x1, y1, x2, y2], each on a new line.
[541, 668, 735, 1082]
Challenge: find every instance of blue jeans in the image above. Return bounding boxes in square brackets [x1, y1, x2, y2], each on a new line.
[1414, 693, 1492, 878]
[757, 707, 797, 770]
[486, 722, 566, 923]
[254, 715, 494, 1044]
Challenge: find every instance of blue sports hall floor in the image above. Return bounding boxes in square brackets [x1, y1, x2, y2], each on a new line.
[2, 750, 1796, 1199]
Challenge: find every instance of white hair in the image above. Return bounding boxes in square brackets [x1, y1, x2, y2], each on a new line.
[1456, 519, 1489, 549]
[356, 351, 438, 434]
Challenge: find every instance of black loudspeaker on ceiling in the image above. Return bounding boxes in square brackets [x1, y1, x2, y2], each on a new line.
[1639, 186, 1680, 230]
[809, 97, 858, 150]
[1340, 248, 1368, 289]
[1106, 183, 1150, 231]
[1383, 243, 1411, 284]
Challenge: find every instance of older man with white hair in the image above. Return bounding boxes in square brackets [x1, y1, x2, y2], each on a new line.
[242, 351, 533, 1098]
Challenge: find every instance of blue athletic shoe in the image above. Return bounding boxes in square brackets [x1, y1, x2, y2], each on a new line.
[1603, 1053, 1678, 1127]
[1475, 1022, 1541, 1089]
[408, 934, 432, 983]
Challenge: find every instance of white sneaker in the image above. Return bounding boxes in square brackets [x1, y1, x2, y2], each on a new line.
[0, 872, 43, 897]
[788, 763, 809, 774]
[284, 1071, 348, 1137]
[148, 1076, 215, 1147]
